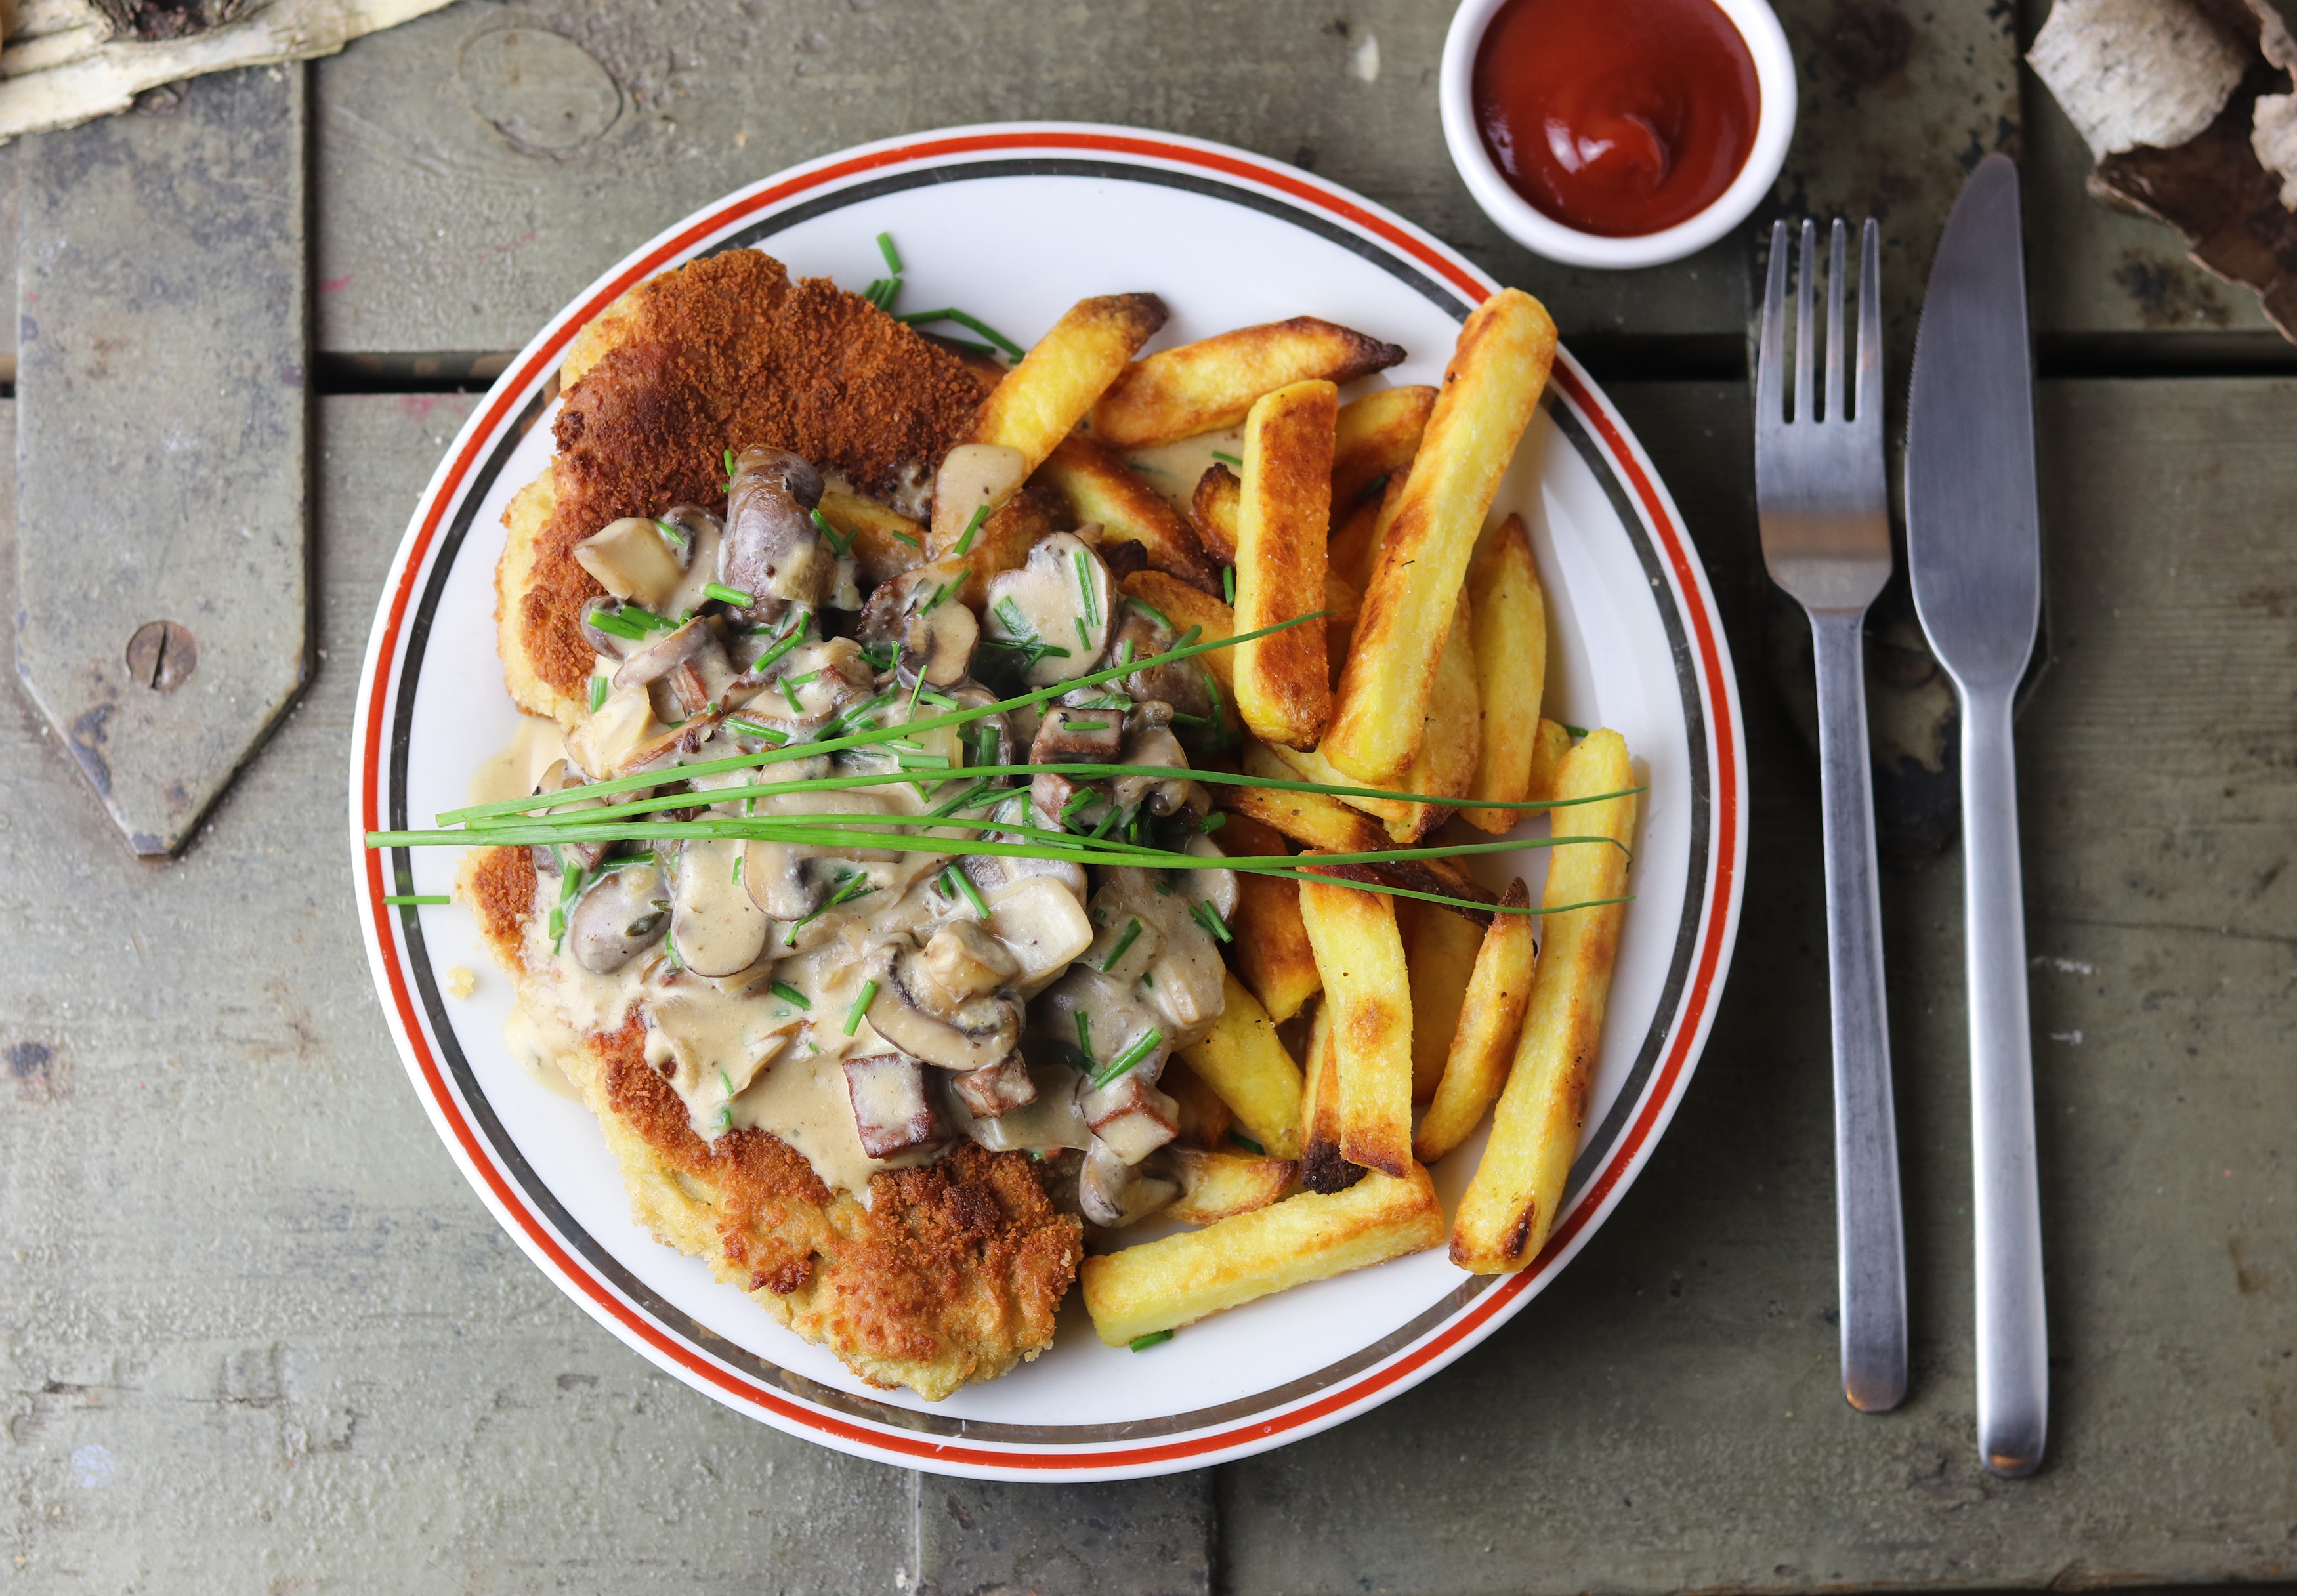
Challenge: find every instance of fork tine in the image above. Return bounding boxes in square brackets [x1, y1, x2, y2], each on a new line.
[1758, 219, 1787, 425]
[1857, 217, 1882, 427]
[1794, 220, 1816, 425]
[1825, 218, 1847, 423]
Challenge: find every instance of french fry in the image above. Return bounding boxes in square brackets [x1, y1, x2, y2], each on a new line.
[1402, 900, 1485, 1101]
[1414, 879, 1538, 1164]
[1331, 383, 1435, 513]
[1324, 289, 1557, 786]
[1452, 732, 1637, 1273]
[1220, 742, 1497, 921]
[816, 489, 929, 591]
[1190, 463, 1241, 566]
[1297, 865, 1413, 1179]
[966, 290, 1167, 484]
[1166, 1148, 1298, 1225]
[1087, 316, 1405, 449]
[1327, 473, 1402, 591]
[1464, 514, 1548, 834]
[1036, 434, 1219, 593]
[1082, 1163, 1444, 1345]
[1217, 812, 1322, 1022]
[1233, 379, 1336, 749]
[1528, 717, 1571, 802]
[1177, 973, 1305, 1159]
[1118, 570, 1234, 691]
[1162, 1056, 1235, 1150]
[1321, 572, 1362, 689]
[1296, 994, 1359, 1192]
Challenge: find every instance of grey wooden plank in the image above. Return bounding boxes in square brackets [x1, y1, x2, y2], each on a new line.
[1218, 378, 2296, 1593]
[0, 393, 912, 1591]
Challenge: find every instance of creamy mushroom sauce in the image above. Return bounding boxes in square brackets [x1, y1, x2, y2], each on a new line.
[479, 448, 1238, 1221]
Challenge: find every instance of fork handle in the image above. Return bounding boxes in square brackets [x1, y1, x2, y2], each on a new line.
[1809, 608, 1908, 1413]
[1958, 680, 2048, 1475]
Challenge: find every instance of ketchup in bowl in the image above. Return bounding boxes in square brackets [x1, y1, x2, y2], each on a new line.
[1470, 0, 1760, 239]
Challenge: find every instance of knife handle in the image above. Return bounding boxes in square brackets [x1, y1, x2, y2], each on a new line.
[1960, 682, 2048, 1476]
[1809, 609, 1908, 1414]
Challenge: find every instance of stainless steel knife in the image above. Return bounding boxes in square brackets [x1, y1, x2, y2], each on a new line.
[1903, 151, 2048, 1479]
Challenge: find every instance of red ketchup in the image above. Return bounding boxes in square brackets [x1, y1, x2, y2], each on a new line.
[1471, 0, 1760, 238]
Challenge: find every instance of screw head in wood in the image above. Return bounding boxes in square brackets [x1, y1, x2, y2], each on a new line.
[125, 620, 198, 692]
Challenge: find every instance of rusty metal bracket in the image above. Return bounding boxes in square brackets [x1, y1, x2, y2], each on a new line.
[14, 65, 309, 856]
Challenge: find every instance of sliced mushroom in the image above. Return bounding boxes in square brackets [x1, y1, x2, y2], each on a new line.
[929, 442, 1029, 549]
[1108, 601, 1213, 718]
[580, 595, 669, 660]
[1081, 896, 1165, 986]
[949, 1053, 1039, 1120]
[728, 637, 874, 731]
[612, 617, 711, 692]
[1081, 1069, 1181, 1165]
[863, 939, 1022, 1072]
[841, 1051, 943, 1158]
[1095, 866, 1230, 1049]
[1179, 832, 1241, 923]
[574, 516, 690, 608]
[669, 838, 772, 978]
[981, 532, 1114, 687]
[857, 562, 979, 688]
[1079, 1136, 1179, 1227]
[947, 686, 1015, 770]
[980, 876, 1095, 996]
[565, 861, 667, 974]
[722, 447, 831, 610]
[656, 504, 727, 619]
[1110, 710, 1208, 821]
[916, 921, 1022, 1009]
[741, 789, 902, 920]
[526, 759, 607, 873]
[1038, 965, 1166, 1079]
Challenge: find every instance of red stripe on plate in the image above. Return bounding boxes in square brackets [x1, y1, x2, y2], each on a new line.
[356, 127, 1739, 1472]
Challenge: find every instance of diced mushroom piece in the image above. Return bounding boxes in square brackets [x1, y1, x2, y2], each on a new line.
[564, 861, 667, 974]
[1179, 832, 1241, 923]
[742, 790, 904, 920]
[950, 1053, 1039, 1119]
[864, 940, 1024, 1072]
[916, 921, 1022, 1009]
[612, 617, 711, 692]
[1096, 866, 1231, 1049]
[1078, 1137, 1179, 1227]
[669, 837, 772, 977]
[722, 447, 832, 610]
[857, 562, 978, 688]
[729, 637, 873, 731]
[961, 1060, 1093, 1154]
[929, 442, 1029, 549]
[1081, 894, 1166, 986]
[982, 532, 1115, 687]
[566, 683, 658, 778]
[842, 1052, 942, 1159]
[1110, 711, 1208, 821]
[1028, 703, 1126, 830]
[981, 877, 1095, 996]
[1038, 965, 1168, 1081]
[1108, 601, 1213, 719]
[1082, 1069, 1181, 1165]
[947, 686, 1015, 770]
[574, 516, 690, 609]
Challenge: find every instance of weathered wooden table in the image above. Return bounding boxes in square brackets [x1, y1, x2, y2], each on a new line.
[4, 1, 2291, 1590]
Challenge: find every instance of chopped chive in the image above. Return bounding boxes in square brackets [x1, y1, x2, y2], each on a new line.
[876, 231, 902, 274]
[1191, 900, 1233, 943]
[770, 980, 811, 1009]
[1221, 566, 1236, 605]
[1198, 811, 1226, 833]
[1129, 1330, 1174, 1351]
[1562, 723, 1590, 738]
[1059, 789, 1097, 822]
[811, 507, 856, 556]
[1210, 450, 1242, 466]
[955, 503, 990, 555]
[661, 931, 683, 969]
[705, 582, 754, 608]
[1101, 917, 1144, 972]
[732, 850, 746, 884]
[653, 516, 690, 549]
[723, 448, 739, 492]
[1065, 720, 1108, 732]
[585, 608, 648, 641]
[921, 580, 954, 614]
[1076, 616, 1093, 654]
[944, 866, 991, 919]
[886, 525, 924, 549]
[779, 677, 805, 715]
[1076, 1010, 1094, 1062]
[383, 894, 450, 906]
[716, 1104, 734, 1130]
[587, 674, 609, 713]
[1129, 598, 1175, 631]
[1093, 1028, 1165, 1089]
[845, 980, 877, 1036]
[994, 595, 1034, 641]
[893, 306, 1024, 358]
[1229, 1132, 1265, 1155]
[1074, 549, 1099, 625]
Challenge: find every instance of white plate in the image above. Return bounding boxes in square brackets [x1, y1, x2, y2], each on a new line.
[348, 123, 1746, 1480]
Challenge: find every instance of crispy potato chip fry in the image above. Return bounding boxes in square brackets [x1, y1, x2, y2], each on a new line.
[1217, 812, 1322, 1022]
[1297, 867, 1413, 1179]
[1162, 1056, 1235, 1150]
[967, 291, 1167, 481]
[1528, 717, 1571, 802]
[1464, 514, 1548, 834]
[1177, 973, 1305, 1159]
[1452, 732, 1637, 1273]
[1296, 994, 1357, 1192]
[1327, 472, 1403, 591]
[1190, 462, 1242, 566]
[1234, 379, 1336, 748]
[1035, 434, 1219, 592]
[1402, 901, 1485, 1102]
[1414, 879, 1538, 1164]
[1324, 289, 1557, 786]
[1088, 316, 1405, 448]
[1082, 1164, 1444, 1345]
[1167, 1148, 1298, 1225]
[1118, 569, 1236, 691]
[1331, 383, 1435, 512]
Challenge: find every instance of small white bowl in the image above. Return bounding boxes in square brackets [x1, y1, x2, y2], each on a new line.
[1439, 0, 1798, 270]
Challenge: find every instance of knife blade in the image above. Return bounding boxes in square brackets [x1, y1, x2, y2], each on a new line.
[1904, 151, 2048, 1479]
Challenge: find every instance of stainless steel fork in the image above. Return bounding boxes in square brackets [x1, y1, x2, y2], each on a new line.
[1754, 217, 1908, 1413]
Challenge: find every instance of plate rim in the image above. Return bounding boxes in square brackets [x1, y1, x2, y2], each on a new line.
[347, 121, 1747, 1480]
